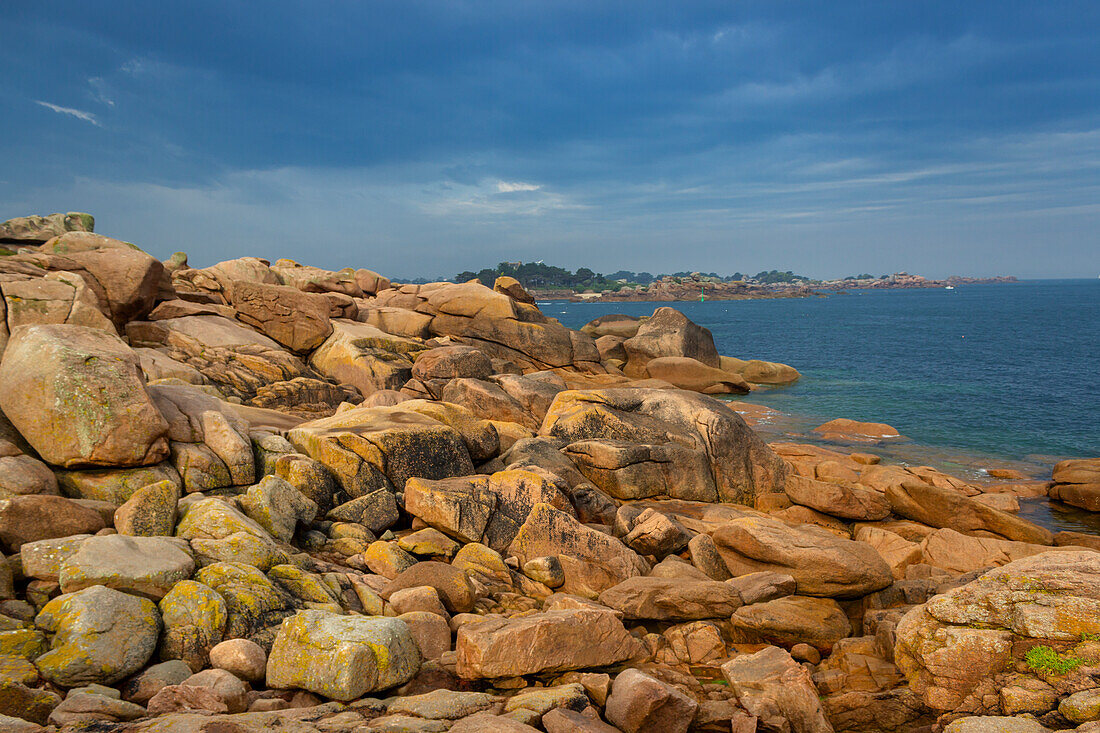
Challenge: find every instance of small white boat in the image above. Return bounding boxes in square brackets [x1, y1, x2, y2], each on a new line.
[944, 285, 955, 290]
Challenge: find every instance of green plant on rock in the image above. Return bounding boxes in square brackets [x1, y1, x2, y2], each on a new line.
[1080, 632, 1100, 642]
[1025, 645, 1085, 675]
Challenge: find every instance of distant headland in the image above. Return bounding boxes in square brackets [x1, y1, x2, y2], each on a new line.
[446, 262, 1017, 302]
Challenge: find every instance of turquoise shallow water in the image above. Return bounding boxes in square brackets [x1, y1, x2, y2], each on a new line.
[546, 280, 1100, 471]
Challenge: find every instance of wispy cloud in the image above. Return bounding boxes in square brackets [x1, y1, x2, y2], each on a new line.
[87, 77, 115, 107]
[496, 180, 541, 193]
[34, 100, 101, 127]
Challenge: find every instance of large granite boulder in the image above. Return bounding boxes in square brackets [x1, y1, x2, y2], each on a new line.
[895, 551, 1100, 716]
[0, 495, 105, 552]
[1050, 458, 1100, 512]
[597, 576, 743, 620]
[582, 314, 643, 339]
[712, 515, 893, 598]
[309, 320, 425, 395]
[238, 475, 318, 542]
[605, 668, 698, 733]
[170, 256, 278, 302]
[643, 356, 750, 394]
[886, 480, 1052, 544]
[730, 595, 852, 652]
[455, 608, 642, 679]
[412, 345, 493, 382]
[266, 610, 420, 699]
[114, 479, 180, 536]
[405, 468, 572, 552]
[0, 212, 93, 243]
[541, 388, 787, 505]
[722, 355, 802, 385]
[194, 562, 291, 640]
[37, 242, 164, 328]
[127, 315, 336, 414]
[175, 497, 284, 571]
[1, 271, 115, 336]
[158, 580, 228, 671]
[721, 645, 835, 733]
[270, 260, 365, 296]
[287, 402, 475, 497]
[786, 474, 891, 521]
[55, 462, 181, 504]
[35, 585, 161, 687]
[919, 527, 1083, 574]
[149, 383, 255, 490]
[622, 307, 720, 376]
[58, 534, 195, 600]
[373, 281, 601, 372]
[382, 561, 477, 613]
[0, 324, 169, 467]
[508, 503, 648, 597]
[438, 378, 536, 428]
[229, 279, 332, 352]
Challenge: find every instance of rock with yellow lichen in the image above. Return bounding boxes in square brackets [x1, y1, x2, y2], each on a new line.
[157, 579, 228, 671]
[194, 562, 291, 642]
[895, 551, 1100, 717]
[266, 609, 420, 700]
[34, 584, 161, 687]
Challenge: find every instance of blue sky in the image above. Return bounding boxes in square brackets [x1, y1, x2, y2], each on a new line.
[2, 2, 1099, 279]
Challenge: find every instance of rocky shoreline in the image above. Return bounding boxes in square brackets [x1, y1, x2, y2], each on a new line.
[0, 211, 1097, 733]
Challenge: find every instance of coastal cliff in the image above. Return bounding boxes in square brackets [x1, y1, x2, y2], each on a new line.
[0, 212, 1095, 733]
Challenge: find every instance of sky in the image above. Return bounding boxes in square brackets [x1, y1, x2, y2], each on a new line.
[2, 2, 1099, 280]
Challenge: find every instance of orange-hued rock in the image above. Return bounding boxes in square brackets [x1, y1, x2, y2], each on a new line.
[1049, 458, 1100, 512]
[0, 495, 106, 552]
[730, 595, 851, 652]
[720, 355, 801, 385]
[1053, 458, 1100, 485]
[373, 281, 601, 372]
[784, 473, 891, 521]
[38, 233, 166, 327]
[541, 388, 787, 505]
[493, 276, 536, 304]
[597, 576, 743, 621]
[885, 480, 1052, 545]
[1050, 483, 1100, 512]
[813, 417, 905, 442]
[0, 324, 169, 468]
[508, 503, 647, 597]
[643, 356, 750, 394]
[895, 551, 1100, 715]
[581, 314, 643, 339]
[286, 402, 476, 497]
[622, 307, 720, 376]
[918, 528, 1086, 574]
[712, 515, 893, 598]
[455, 608, 642, 679]
[229, 280, 332, 352]
[986, 468, 1027, 480]
[721, 645, 834, 732]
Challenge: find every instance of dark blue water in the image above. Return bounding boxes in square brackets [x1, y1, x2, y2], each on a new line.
[546, 280, 1100, 468]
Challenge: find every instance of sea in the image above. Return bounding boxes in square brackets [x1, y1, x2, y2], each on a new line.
[543, 279, 1100, 532]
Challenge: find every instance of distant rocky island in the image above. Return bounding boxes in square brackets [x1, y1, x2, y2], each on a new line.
[0, 211, 1092, 733]
[450, 261, 1016, 303]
